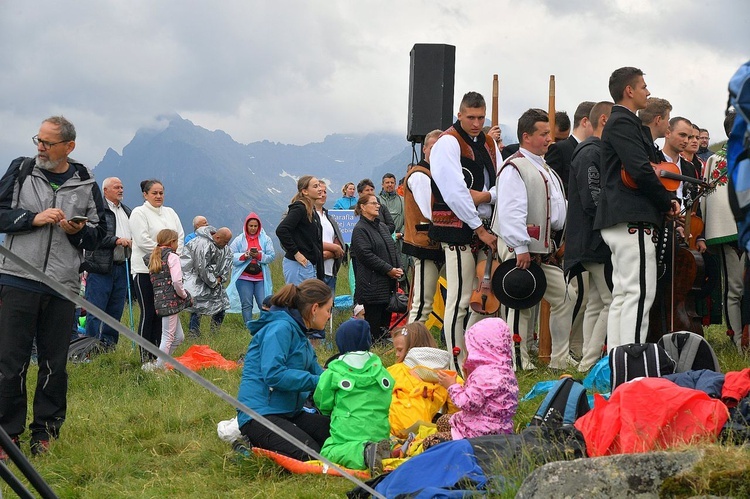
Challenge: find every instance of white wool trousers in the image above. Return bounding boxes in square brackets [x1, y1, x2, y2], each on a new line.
[409, 257, 443, 324]
[601, 222, 658, 350]
[578, 262, 612, 372]
[441, 242, 479, 373]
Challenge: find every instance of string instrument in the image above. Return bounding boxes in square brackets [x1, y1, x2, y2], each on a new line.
[621, 161, 699, 191]
[470, 248, 500, 314]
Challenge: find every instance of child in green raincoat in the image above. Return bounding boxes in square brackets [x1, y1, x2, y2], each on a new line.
[313, 350, 394, 473]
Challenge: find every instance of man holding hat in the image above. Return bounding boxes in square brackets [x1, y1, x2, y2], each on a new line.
[493, 108, 576, 370]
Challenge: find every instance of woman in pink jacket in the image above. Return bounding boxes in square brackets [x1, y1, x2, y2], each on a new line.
[430, 318, 518, 444]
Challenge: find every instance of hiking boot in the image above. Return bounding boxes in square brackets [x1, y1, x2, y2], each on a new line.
[30, 439, 50, 457]
[364, 439, 391, 475]
[0, 435, 20, 462]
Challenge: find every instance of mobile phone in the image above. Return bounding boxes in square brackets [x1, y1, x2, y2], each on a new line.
[69, 216, 88, 224]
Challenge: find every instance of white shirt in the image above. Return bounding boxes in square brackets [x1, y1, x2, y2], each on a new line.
[406, 170, 432, 220]
[495, 148, 567, 254]
[107, 198, 132, 262]
[317, 208, 335, 276]
[662, 151, 684, 201]
[430, 134, 500, 229]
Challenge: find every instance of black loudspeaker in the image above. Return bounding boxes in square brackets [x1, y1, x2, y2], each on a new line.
[407, 44, 456, 143]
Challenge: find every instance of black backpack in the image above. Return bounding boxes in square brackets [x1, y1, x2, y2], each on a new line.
[68, 336, 104, 363]
[528, 377, 590, 428]
[657, 331, 721, 373]
[609, 343, 676, 391]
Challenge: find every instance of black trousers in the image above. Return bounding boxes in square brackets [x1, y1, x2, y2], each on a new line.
[133, 273, 161, 362]
[240, 412, 330, 461]
[0, 286, 74, 440]
[363, 302, 391, 342]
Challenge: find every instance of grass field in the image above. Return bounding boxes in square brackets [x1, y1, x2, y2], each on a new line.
[2, 260, 749, 498]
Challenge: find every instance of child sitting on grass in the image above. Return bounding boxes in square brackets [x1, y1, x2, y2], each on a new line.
[424, 317, 518, 448]
[313, 338, 394, 474]
[387, 322, 456, 437]
[143, 229, 191, 371]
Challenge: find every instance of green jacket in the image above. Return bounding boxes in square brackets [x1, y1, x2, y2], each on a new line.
[379, 190, 404, 233]
[314, 352, 393, 470]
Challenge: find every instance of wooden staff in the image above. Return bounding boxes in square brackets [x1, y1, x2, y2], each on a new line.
[538, 74, 556, 366]
[492, 74, 499, 127]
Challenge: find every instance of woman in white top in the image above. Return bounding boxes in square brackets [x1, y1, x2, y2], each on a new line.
[129, 179, 185, 364]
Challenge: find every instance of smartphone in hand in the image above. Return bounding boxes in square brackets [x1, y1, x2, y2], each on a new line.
[69, 216, 88, 224]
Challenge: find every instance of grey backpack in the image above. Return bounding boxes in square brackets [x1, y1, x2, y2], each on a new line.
[657, 331, 721, 373]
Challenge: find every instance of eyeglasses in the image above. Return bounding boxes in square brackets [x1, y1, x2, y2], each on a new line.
[366, 201, 381, 206]
[32, 135, 69, 150]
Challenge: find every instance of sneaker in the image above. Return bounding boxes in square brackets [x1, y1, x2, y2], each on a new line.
[30, 439, 50, 457]
[0, 435, 20, 462]
[141, 360, 159, 372]
[364, 439, 391, 475]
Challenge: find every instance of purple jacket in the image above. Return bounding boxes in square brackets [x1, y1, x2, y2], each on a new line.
[448, 318, 519, 439]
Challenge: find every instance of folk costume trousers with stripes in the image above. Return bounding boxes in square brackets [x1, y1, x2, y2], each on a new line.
[498, 243, 575, 370]
[408, 257, 443, 324]
[578, 262, 613, 372]
[601, 222, 657, 350]
[441, 243, 482, 372]
[569, 272, 587, 358]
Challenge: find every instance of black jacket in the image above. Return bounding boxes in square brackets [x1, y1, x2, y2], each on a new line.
[81, 201, 132, 274]
[594, 105, 676, 230]
[276, 201, 324, 279]
[564, 137, 610, 277]
[545, 135, 578, 197]
[351, 216, 401, 305]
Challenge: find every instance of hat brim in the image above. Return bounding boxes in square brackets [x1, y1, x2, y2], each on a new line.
[491, 259, 547, 309]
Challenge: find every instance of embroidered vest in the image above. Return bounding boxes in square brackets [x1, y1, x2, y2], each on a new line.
[499, 153, 554, 254]
[403, 163, 442, 261]
[429, 125, 497, 245]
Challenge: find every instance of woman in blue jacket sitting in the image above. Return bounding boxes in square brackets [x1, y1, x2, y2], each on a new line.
[236, 279, 332, 460]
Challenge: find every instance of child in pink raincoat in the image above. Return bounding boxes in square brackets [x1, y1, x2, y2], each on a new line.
[428, 318, 518, 445]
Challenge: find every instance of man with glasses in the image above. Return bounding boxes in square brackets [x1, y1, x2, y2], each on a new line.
[697, 128, 712, 163]
[0, 116, 107, 459]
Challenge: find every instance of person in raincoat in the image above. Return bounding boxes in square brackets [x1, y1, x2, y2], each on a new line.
[314, 350, 394, 473]
[181, 225, 233, 336]
[425, 318, 518, 447]
[227, 213, 275, 326]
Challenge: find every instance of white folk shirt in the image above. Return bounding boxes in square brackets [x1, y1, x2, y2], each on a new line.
[406, 170, 432, 221]
[496, 148, 567, 254]
[662, 151, 684, 202]
[430, 134, 500, 229]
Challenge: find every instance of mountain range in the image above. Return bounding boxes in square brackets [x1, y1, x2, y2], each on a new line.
[93, 114, 516, 242]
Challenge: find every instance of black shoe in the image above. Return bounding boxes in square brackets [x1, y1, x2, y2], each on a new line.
[30, 438, 50, 456]
[0, 435, 20, 462]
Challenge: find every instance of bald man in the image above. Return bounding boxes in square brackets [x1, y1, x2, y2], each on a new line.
[182, 225, 233, 336]
[81, 176, 132, 349]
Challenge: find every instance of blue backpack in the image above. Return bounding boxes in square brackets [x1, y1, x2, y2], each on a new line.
[727, 60, 750, 251]
[529, 377, 590, 428]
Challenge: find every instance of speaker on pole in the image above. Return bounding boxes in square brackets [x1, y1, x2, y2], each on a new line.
[407, 44, 456, 143]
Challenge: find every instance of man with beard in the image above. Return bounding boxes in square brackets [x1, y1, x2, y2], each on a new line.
[0, 116, 106, 459]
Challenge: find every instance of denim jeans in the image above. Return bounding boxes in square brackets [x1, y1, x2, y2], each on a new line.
[282, 258, 316, 286]
[235, 279, 266, 326]
[84, 263, 129, 346]
[323, 274, 336, 297]
[189, 310, 226, 335]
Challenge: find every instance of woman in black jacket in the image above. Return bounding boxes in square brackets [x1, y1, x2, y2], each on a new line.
[350, 194, 403, 342]
[276, 175, 325, 286]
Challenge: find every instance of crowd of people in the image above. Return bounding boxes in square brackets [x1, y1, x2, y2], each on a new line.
[1, 65, 746, 473]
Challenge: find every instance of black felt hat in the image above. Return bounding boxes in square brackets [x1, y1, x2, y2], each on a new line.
[491, 259, 547, 309]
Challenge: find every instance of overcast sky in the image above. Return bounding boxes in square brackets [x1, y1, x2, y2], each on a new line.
[1, 0, 747, 168]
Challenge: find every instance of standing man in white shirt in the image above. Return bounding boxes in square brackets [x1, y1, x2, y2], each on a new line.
[494, 108, 575, 370]
[429, 91, 499, 372]
[403, 129, 444, 323]
[81, 176, 132, 350]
